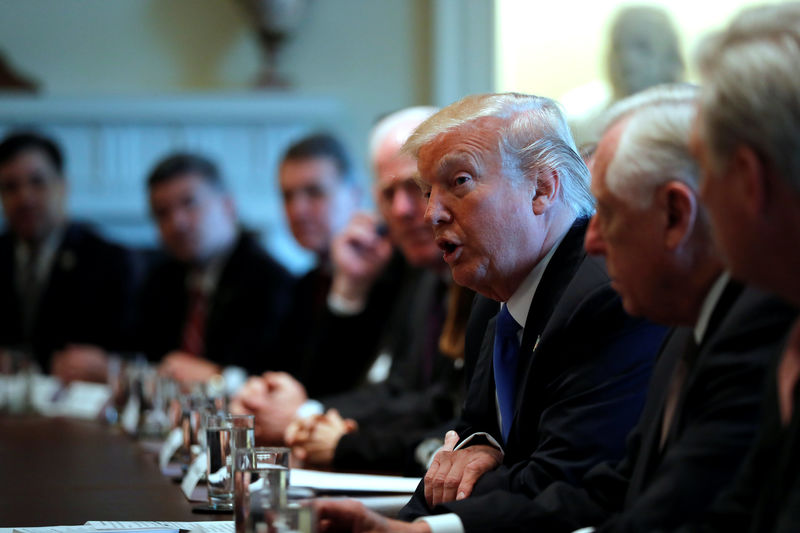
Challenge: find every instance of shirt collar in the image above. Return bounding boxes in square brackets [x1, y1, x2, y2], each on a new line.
[505, 228, 569, 328]
[694, 271, 731, 344]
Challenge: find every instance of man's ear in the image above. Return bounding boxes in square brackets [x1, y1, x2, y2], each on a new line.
[659, 181, 697, 251]
[532, 169, 560, 215]
[728, 144, 767, 219]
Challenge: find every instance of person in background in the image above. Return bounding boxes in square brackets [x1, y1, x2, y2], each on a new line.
[668, 4, 800, 531]
[233, 108, 473, 476]
[138, 152, 293, 388]
[273, 132, 390, 396]
[0, 131, 138, 383]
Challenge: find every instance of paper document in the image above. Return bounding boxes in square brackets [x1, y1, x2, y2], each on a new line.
[290, 468, 420, 493]
[86, 522, 232, 533]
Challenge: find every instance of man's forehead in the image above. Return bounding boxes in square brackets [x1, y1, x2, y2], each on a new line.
[593, 119, 628, 183]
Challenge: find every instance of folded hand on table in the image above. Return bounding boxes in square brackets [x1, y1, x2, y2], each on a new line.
[158, 351, 220, 386]
[285, 408, 358, 466]
[315, 499, 430, 533]
[423, 430, 502, 507]
[230, 371, 308, 445]
[51, 344, 109, 384]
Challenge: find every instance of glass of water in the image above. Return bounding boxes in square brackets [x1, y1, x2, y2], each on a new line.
[234, 447, 290, 533]
[205, 413, 255, 510]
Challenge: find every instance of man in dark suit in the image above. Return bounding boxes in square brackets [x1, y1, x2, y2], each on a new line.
[314, 93, 667, 532]
[273, 132, 398, 396]
[279, 108, 473, 474]
[233, 108, 473, 473]
[0, 131, 137, 382]
[662, 5, 800, 532]
[394, 85, 797, 533]
[139, 153, 293, 383]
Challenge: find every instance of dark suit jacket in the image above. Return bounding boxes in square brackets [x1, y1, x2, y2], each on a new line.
[276, 252, 408, 398]
[672, 322, 800, 533]
[456, 283, 796, 533]
[326, 268, 468, 475]
[400, 218, 668, 521]
[136, 231, 293, 375]
[0, 222, 138, 370]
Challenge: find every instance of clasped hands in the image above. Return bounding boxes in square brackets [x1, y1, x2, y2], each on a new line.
[285, 409, 358, 466]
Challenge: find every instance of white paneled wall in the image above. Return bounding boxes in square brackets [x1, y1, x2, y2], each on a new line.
[0, 94, 351, 273]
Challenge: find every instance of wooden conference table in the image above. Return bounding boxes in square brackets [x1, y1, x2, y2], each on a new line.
[0, 415, 219, 526]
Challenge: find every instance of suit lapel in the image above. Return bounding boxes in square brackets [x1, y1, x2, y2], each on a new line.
[658, 280, 744, 450]
[631, 326, 694, 493]
[506, 219, 589, 444]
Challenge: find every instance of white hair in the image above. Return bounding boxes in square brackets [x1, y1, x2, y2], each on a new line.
[403, 93, 595, 218]
[368, 106, 439, 165]
[696, 2, 800, 192]
[601, 84, 701, 208]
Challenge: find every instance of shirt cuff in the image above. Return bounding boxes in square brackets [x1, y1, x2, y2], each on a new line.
[327, 290, 367, 316]
[416, 514, 465, 533]
[296, 399, 324, 419]
[455, 432, 504, 456]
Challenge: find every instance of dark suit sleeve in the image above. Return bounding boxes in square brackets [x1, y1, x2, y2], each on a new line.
[400, 287, 663, 522]
[461, 296, 661, 496]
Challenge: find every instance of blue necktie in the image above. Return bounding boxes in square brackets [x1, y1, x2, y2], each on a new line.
[493, 305, 522, 443]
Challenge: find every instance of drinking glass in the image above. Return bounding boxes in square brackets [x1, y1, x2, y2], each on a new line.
[205, 413, 255, 510]
[205, 414, 234, 509]
[234, 447, 290, 533]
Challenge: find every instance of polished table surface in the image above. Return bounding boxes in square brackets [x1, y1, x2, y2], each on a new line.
[0, 416, 219, 527]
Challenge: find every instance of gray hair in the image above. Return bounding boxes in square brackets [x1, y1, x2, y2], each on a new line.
[601, 84, 701, 208]
[368, 106, 439, 166]
[404, 93, 595, 218]
[696, 2, 800, 192]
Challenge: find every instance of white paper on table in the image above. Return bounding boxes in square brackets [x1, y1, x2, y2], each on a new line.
[13, 526, 95, 533]
[85, 521, 233, 533]
[53, 381, 111, 419]
[181, 451, 208, 499]
[159, 428, 184, 471]
[290, 468, 420, 493]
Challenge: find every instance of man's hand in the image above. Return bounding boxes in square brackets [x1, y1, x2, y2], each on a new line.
[234, 371, 308, 444]
[51, 344, 109, 384]
[315, 499, 430, 533]
[329, 212, 393, 308]
[158, 351, 221, 385]
[424, 431, 502, 507]
[288, 409, 357, 466]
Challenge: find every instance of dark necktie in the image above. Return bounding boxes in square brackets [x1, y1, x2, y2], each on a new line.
[18, 247, 41, 338]
[180, 286, 207, 357]
[660, 331, 700, 449]
[493, 305, 522, 443]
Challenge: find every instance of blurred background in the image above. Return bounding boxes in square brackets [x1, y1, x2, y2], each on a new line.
[0, 0, 779, 272]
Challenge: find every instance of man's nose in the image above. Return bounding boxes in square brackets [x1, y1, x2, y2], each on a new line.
[424, 188, 450, 227]
[392, 189, 417, 219]
[584, 214, 606, 256]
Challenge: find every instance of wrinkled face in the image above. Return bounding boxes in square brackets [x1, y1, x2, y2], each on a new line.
[373, 141, 440, 268]
[0, 149, 66, 243]
[417, 118, 543, 299]
[584, 121, 665, 318]
[149, 173, 237, 264]
[689, 110, 750, 278]
[280, 157, 355, 256]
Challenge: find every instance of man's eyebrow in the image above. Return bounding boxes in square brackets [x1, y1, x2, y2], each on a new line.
[413, 174, 428, 190]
